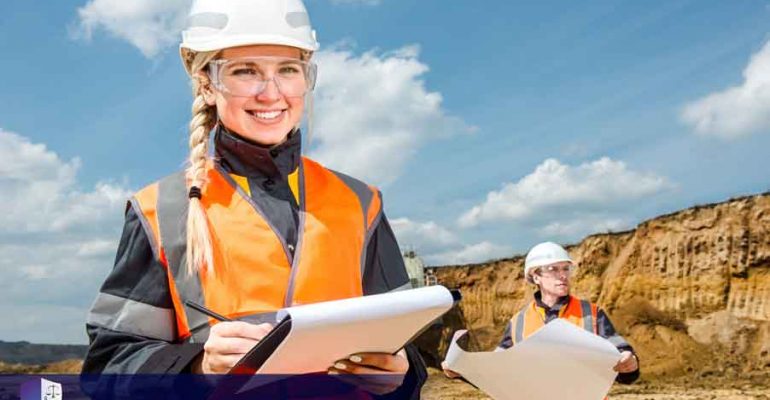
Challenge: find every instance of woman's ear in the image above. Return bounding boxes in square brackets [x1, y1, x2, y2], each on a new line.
[196, 74, 217, 106]
[202, 83, 217, 106]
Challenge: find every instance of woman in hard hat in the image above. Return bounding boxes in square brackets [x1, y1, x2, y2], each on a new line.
[81, 0, 425, 398]
[443, 241, 639, 383]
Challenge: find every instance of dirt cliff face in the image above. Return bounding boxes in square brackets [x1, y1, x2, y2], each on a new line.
[420, 193, 770, 380]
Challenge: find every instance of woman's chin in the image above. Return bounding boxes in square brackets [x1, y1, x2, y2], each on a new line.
[237, 127, 292, 146]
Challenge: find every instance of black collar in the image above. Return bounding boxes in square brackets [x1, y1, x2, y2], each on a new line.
[214, 125, 301, 179]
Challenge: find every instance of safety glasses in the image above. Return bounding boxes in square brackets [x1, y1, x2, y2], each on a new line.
[208, 56, 317, 98]
[537, 264, 575, 277]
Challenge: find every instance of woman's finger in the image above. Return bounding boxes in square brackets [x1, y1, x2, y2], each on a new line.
[202, 322, 272, 374]
[206, 336, 259, 355]
[211, 321, 273, 340]
[331, 362, 391, 375]
[207, 353, 247, 373]
[342, 351, 409, 373]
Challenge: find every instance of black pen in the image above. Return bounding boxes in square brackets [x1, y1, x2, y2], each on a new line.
[185, 300, 233, 322]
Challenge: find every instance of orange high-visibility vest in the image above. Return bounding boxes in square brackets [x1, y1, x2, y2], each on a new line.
[510, 295, 598, 344]
[131, 157, 382, 342]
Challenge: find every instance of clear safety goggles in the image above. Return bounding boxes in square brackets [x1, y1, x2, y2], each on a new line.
[536, 263, 575, 277]
[208, 56, 317, 98]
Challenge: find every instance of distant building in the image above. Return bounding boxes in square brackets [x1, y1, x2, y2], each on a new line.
[402, 250, 426, 288]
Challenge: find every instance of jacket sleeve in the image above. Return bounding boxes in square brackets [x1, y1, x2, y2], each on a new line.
[362, 212, 428, 400]
[597, 308, 640, 384]
[81, 205, 205, 397]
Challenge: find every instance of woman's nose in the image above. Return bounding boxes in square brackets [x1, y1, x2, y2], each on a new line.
[256, 77, 282, 102]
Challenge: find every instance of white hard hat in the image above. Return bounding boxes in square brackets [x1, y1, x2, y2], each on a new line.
[180, 0, 319, 66]
[524, 242, 574, 284]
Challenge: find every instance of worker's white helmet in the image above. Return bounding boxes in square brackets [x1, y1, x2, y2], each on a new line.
[524, 242, 574, 284]
[180, 0, 319, 72]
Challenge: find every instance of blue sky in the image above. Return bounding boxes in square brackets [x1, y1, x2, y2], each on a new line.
[1, 0, 769, 344]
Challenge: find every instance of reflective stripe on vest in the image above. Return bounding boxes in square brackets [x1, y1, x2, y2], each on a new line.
[512, 296, 598, 344]
[132, 157, 381, 342]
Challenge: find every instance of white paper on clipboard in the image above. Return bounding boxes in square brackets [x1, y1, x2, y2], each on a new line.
[236, 285, 456, 394]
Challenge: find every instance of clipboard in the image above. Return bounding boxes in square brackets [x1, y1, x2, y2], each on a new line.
[209, 286, 461, 397]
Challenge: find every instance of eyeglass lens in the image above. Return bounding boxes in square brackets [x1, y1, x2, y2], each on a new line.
[541, 265, 573, 275]
[217, 59, 311, 97]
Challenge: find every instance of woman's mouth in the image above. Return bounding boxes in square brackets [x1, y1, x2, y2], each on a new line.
[248, 109, 285, 123]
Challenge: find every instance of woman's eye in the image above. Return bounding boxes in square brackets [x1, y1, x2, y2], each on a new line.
[231, 68, 259, 76]
[279, 65, 302, 75]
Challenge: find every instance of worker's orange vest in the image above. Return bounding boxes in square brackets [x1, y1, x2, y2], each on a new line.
[132, 157, 382, 342]
[510, 295, 598, 344]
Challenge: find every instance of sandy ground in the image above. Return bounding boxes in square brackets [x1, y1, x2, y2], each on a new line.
[421, 369, 770, 400]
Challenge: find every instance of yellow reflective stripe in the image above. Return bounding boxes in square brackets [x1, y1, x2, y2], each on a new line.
[229, 174, 251, 197]
[288, 168, 299, 204]
[230, 171, 298, 203]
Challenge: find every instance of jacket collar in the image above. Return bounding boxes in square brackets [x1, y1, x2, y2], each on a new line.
[214, 125, 301, 179]
[534, 291, 571, 313]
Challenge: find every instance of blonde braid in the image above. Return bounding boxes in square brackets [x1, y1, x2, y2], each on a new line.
[185, 50, 219, 276]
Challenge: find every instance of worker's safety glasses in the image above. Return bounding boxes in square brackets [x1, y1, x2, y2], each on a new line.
[537, 264, 575, 277]
[208, 56, 317, 98]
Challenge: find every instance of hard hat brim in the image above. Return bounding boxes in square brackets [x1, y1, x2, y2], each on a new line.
[180, 34, 319, 75]
[181, 34, 318, 53]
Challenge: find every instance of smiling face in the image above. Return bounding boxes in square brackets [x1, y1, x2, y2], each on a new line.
[202, 45, 307, 146]
[531, 261, 572, 298]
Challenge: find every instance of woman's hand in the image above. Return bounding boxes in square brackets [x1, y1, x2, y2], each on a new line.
[613, 351, 639, 373]
[327, 349, 409, 395]
[193, 321, 273, 374]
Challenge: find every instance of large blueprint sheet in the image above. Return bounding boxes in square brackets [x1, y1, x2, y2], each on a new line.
[444, 319, 621, 400]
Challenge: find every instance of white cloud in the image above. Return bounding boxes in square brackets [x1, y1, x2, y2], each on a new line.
[390, 217, 459, 254]
[425, 241, 514, 266]
[0, 130, 130, 234]
[458, 157, 671, 234]
[76, 239, 120, 258]
[0, 129, 131, 344]
[681, 40, 770, 139]
[73, 0, 191, 58]
[309, 45, 474, 185]
[389, 217, 511, 266]
[539, 217, 629, 237]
